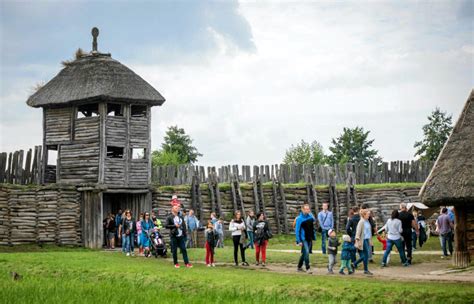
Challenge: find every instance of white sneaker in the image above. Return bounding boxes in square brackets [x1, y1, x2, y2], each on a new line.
[211, 263, 216, 267]
[207, 264, 211, 267]
[126, 253, 130, 257]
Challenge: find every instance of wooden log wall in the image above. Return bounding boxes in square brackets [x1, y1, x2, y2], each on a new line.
[0, 184, 81, 246]
[152, 161, 435, 186]
[0, 146, 43, 185]
[151, 183, 424, 239]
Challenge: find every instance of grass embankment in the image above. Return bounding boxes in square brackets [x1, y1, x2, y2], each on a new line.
[156, 182, 423, 192]
[1, 236, 472, 304]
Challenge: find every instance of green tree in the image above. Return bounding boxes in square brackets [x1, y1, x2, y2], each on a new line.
[151, 126, 202, 166]
[283, 140, 326, 165]
[414, 108, 453, 161]
[151, 150, 182, 167]
[327, 127, 381, 166]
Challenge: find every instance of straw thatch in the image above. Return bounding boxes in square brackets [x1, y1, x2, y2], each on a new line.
[27, 53, 165, 108]
[420, 90, 474, 206]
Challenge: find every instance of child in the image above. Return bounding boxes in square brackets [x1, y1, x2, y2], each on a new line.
[377, 231, 390, 265]
[214, 218, 224, 248]
[327, 229, 340, 274]
[339, 234, 355, 275]
[205, 221, 218, 267]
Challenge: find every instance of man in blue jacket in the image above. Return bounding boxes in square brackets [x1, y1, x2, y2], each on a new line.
[295, 204, 316, 274]
[317, 202, 333, 254]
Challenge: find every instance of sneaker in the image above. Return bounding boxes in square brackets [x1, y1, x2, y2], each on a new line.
[241, 261, 249, 266]
[327, 270, 334, 274]
[261, 263, 266, 267]
[306, 268, 313, 274]
[339, 270, 345, 275]
[211, 263, 216, 267]
[206, 264, 211, 267]
[255, 262, 260, 266]
[364, 271, 373, 276]
[403, 262, 409, 267]
[131, 252, 135, 256]
[126, 253, 130, 257]
[186, 263, 193, 268]
[381, 263, 387, 268]
[174, 264, 180, 269]
[297, 267, 304, 273]
[348, 271, 354, 275]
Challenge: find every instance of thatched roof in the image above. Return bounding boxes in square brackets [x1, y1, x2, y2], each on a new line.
[420, 90, 474, 206]
[27, 53, 165, 108]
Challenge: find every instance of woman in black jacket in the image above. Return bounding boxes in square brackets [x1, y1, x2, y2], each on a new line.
[253, 212, 272, 267]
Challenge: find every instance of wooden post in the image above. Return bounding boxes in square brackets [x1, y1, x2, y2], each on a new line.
[453, 204, 471, 268]
[271, 178, 281, 234]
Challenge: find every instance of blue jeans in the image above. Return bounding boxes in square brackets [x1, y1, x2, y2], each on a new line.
[355, 239, 370, 271]
[122, 234, 133, 253]
[170, 236, 189, 265]
[440, 231, 453, 256]
[247, 231, 254, 249]
[321, 229, 328, 254]
[297, 240, 311, 270]
[383, 238, 407, 265]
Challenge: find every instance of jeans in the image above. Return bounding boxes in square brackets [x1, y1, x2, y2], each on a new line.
[232, 235, 246, 264]
[122, 234, 132, 253]
[321, 229, 328, 254]
[355, 239, 370, 271]
[412, 231, 417, 249]
[440, 231, 453, 256]
[217, 233, 224, 248]
[402, 231, 413, 262]
[170, 236, 189, 265]
[340, 259, 353, 273]
[247, 231, 255, 249]
[328, 253, 336, 272]
[383, 238, 407, 265]
[187, 230, 197, 248]
[350, 238, 357, 263]
[297, 240, 311, 270]
[255, 240, 268, 263]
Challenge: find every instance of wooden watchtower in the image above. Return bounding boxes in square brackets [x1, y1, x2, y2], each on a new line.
[26, 28, 165, 248]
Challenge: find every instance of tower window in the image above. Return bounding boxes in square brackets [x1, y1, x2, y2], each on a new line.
[131, 105, 147, 117]
[47, 145, 58, 165]
[77, 103, 99, 118]
[107, 103, 123, 116]
[107, 146, 124, 158]
[131, 148, 146, 159]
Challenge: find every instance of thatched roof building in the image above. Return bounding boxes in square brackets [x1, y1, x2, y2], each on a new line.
[419, 90, 474, 205]
[27, 53, 165, 108]
[419, 89, 474, 267]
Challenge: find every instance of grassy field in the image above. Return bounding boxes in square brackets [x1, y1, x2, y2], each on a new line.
[1, 235, 473, 304]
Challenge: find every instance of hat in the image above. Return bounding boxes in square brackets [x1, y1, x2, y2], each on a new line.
[328, 229, 334, 236]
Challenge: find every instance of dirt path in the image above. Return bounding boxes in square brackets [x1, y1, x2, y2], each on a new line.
[244, 261, 474, 283]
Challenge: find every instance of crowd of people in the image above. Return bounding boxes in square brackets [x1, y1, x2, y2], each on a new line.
[103, 194, 455, 274]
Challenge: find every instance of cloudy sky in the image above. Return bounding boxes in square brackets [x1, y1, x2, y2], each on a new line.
[1, 0, 473, 166]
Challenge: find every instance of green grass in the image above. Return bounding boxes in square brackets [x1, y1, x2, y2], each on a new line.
[1, 234, 471, 304]
[153, 182, 423, 193]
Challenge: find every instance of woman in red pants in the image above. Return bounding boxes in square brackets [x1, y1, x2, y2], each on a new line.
[253, 212, 272, 267]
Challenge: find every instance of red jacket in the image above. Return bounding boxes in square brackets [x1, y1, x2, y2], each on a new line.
[377, 235, 387, 250]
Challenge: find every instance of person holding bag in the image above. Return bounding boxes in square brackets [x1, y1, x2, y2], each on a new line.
[253, 212, 272, 266]
[229, 210, 249, 266]
[353, 209, 373, 275]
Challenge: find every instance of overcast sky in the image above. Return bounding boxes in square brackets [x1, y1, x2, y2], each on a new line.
[1, 0, 473, 166]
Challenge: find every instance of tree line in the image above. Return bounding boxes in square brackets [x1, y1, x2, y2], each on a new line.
[152, 108, 453, 167]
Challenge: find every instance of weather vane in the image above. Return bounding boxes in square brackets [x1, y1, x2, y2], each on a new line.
[92, 27, 99, 52]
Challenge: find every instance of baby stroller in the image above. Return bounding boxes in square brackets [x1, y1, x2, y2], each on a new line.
[149, 228, 167, 258]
